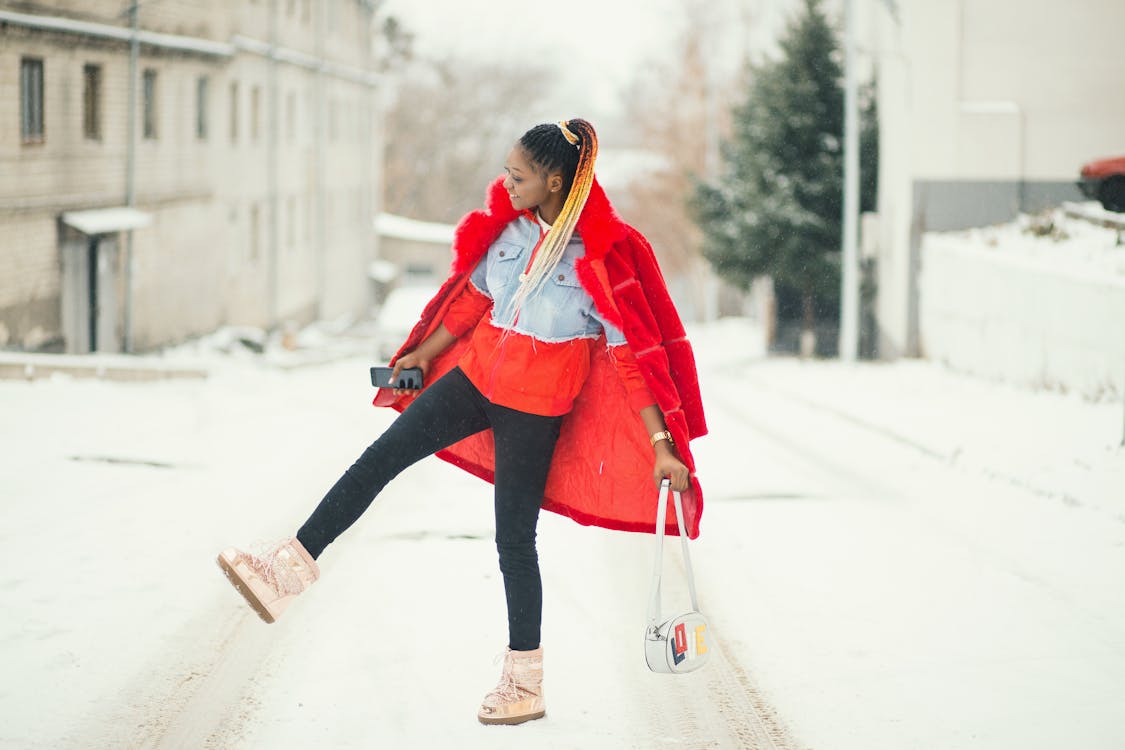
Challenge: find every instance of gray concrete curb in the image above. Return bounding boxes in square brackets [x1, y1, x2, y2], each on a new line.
[0, 352, 208, 382]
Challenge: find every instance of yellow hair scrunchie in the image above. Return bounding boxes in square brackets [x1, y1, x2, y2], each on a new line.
[557, 120, 580, 147]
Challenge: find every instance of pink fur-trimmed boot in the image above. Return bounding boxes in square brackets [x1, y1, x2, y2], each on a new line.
[477, 647, 546, 725]
[216, 538, 319, 623]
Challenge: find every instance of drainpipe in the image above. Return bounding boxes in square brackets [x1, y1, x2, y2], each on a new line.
[268, 0, 279, 328]
[314, 0, 326, 319]
[123, 0, 139, 352]
[364, 3, 377, 316]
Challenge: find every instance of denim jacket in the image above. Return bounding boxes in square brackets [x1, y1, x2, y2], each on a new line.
[469, 214, 627, 346]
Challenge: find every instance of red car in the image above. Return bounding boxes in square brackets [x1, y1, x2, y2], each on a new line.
[1078, 155, 1125, 212]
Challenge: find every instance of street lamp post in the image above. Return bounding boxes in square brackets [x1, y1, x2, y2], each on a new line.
[839, 0, 860, 362]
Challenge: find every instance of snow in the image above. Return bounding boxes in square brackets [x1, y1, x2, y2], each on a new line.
[929, 205, 1125, 283]
[920, 206, 1125, 402]
[60, 208, 152, 236]
[374, 213, 457, 244]
[2, 317, 1123, 749]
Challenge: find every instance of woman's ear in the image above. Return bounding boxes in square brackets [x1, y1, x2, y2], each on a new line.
[548, 173, 563, 193]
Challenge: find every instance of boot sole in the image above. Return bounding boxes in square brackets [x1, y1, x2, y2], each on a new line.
[478, 710, 545, 726]
[217, 553, 276, 624]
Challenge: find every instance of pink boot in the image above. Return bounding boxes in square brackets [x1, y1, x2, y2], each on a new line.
[478, 647, 546, 725]
[217, 538, 319, 623]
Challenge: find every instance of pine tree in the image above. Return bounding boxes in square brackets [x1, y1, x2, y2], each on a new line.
[693, 0, 875, 344]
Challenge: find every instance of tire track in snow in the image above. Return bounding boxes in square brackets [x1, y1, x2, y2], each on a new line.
[546, 514, 803, 749]
[594, 505, 801, 750]
[75, 592, 276, 749]
[639, 564, 804, 750]
[146, 605, 274, 750]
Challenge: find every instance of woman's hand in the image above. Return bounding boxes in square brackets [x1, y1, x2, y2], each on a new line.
[653, 442, 690, 492]
[386, 324, 458, 396]
[638, 405, 690, 492]
[389, 350, 430, 397]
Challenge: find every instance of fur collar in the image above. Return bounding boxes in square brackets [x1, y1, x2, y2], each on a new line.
[450, 176, 630, 274]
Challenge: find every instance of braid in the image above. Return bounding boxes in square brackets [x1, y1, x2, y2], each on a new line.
[509, 118, 599, 316]
[519, 123, 582, 191]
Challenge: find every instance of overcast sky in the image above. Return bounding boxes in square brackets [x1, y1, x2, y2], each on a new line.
[382, 0, 802, 128]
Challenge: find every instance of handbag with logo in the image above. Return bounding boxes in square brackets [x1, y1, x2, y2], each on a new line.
[644, 478, 711, 674]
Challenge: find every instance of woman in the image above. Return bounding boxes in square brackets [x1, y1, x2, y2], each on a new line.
[218, 119, 707, 726]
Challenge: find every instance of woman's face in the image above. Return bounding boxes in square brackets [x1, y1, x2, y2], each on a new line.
[503, 145, 562, 212]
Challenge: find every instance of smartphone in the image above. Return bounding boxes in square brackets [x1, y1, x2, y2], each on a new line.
[370, 366, 424, 390]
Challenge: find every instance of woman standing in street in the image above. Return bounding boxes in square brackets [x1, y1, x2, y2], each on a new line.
[218, 118, 707, 725]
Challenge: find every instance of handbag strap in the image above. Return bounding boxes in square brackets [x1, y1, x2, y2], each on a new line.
[646, 479, 701, 632]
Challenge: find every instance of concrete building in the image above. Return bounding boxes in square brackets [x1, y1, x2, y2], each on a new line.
[0, 0, 384, 353]
[866, 0, 1125, 358]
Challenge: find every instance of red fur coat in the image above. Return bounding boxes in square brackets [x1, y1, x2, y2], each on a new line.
[375, 176, 708, 537]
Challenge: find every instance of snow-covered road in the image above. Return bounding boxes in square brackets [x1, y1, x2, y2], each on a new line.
[2, 319, 1123, 749]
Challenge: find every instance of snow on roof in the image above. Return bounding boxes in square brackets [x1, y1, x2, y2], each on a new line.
[374, 213, 456, 245]
[61, 207, 152, 235]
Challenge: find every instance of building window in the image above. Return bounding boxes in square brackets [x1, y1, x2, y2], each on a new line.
[196, 76, 209, 140]
[229, 82, 239, 142]
[142, 68, 158, 139]
[83, 64, 102, 140]
[250, 86, 260, 141]
[20, 57, 45, 144]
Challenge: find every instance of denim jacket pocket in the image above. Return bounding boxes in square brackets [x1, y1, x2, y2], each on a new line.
[486, 241, 524, 294]
[549, 264, 583, 289]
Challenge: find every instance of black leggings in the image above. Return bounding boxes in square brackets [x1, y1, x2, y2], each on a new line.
[296, 367, 563, 651]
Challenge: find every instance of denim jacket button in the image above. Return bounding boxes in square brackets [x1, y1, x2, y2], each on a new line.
[499, 250, 506, 257]
[557, 274, 565, 281]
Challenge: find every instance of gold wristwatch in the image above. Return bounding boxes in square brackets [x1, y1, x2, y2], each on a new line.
[649, 430, 674, 447]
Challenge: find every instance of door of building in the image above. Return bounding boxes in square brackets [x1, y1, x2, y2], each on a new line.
[61, 232, 121, 354]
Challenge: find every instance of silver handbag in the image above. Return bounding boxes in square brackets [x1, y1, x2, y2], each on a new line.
[644, 479, 711, 674]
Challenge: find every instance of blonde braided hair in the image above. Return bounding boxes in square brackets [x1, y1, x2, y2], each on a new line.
[507, 118, 598, 318]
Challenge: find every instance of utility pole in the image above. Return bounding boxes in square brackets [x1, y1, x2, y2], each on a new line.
[123, 0, 139, 352]
[838, 0, 860, 362]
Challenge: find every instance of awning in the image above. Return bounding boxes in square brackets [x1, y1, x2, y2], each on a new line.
[61, 207, 152, 236]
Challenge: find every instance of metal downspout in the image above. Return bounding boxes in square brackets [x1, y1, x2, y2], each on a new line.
[123, 1, 139, 352]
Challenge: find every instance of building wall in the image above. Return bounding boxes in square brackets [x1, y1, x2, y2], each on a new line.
[919, 234, 1125, 400]
[871, 0, 1125, 359]
[0, 0, 382, 352]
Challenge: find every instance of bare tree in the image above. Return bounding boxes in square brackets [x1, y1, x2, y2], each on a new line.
[619, 8, 753, 270]
[383, 59, 553, 224]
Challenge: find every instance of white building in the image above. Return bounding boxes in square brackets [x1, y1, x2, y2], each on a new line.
[0, 0, 384, 353]
[867, 0, 1125, 358]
